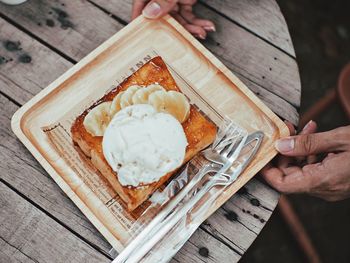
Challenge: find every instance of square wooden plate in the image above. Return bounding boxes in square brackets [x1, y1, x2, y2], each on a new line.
[11, 15, 289, 251]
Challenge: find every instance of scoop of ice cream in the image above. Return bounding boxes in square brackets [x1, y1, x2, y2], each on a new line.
[102, 104, 188, 187]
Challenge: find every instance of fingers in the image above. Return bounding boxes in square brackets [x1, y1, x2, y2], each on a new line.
[135, 0, 216, 39]
[143, 0, 178, 19]
[170, 12, 206, 38]
[285, 120, 296, 136]
[132, 0, 149, 20]
[171, 6, 215, 39]
[276, 121, 296, 168]
[275, 126, 346, 157]
[180, 5, 216, 32]
[300, 120, 317, 135]
[296, 120, 318, 164]
[184, 24, 207, 39]
[260, 163, 311, 193]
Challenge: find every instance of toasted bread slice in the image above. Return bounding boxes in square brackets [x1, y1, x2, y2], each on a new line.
[71, 56, 216, 211]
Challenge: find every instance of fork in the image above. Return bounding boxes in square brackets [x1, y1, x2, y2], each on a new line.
[152, 131, 263, 262]
[118, 133, 249, 263]
[204, 131, 264, 167]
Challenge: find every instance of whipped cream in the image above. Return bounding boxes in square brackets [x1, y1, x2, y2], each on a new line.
[102, 104, 188, 187]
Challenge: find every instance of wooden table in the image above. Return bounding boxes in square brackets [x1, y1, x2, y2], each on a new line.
[0, 0, 300, 262]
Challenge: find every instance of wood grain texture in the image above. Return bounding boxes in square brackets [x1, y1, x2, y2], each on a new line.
[201, 0, 296, 57]
[0, 182, 110, 263]
[0, 93, 112, 254]
[91, 0, 295, 56]
[0, 17, 71, 105]
[194, 4, 300, 109]
[0, 0, 124, 61]
[0, 0, 300, 125]
[172, 230, 241, 263]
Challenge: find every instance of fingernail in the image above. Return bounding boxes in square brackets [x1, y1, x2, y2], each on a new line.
[203, 26, 216, 32]
[143, 2, 161, 18]
[275, 138, 295, 152]
[194, 33, 206, 40]
[302, 120, 313, 131]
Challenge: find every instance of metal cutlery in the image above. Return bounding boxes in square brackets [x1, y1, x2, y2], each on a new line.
[115, 131, 252, 263]
[114, 124, 263, 263]
[125, 131, 263, 262]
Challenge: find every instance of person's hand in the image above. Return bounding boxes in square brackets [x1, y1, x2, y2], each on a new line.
[131, 0, 215, 39]
[261, 121, 350, 201]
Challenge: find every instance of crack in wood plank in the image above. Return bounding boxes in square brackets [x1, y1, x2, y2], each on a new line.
[0, 236, 40, 263]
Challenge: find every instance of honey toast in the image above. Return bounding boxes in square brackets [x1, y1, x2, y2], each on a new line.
[71, 56, 216, 211]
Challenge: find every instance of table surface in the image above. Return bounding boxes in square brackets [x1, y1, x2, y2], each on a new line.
[0, 0, 301, 262]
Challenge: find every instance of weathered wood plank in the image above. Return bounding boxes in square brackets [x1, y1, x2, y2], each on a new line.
[89, 0, 132, 22]
[0, 0, 300, 123]
[91, 0, 295, 57]
[0, 182, 110, 263]
[0, 17, 71, 105]
[238, 72, 298, 124]
[194, 4, 300, 108]
[201, 179, 279, 254]
[0, 92, 112, 254]
[201, 0, 295, 57]
[0, 0, 124, 62]
[174, 230, 241, 263]
[0, 238, 37, 263]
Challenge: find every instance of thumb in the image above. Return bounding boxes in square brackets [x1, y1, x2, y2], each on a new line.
[143, 0, 177, 19]
[275, 129, 344, 156]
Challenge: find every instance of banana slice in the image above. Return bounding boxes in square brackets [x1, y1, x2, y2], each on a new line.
[132, 84, 165, 104]
[83, 102, 112, 136]
[148, 90, 168, 112]
[168, 91, 190, 123]
[120, 85, 142, 109]
[148, 90, 190, 123]
[109, 91, 124, 117]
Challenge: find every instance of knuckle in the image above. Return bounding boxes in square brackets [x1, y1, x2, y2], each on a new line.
[300, 134, 315, 154]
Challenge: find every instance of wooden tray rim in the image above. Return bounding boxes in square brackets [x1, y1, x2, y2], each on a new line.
[11, 15, 289, 252]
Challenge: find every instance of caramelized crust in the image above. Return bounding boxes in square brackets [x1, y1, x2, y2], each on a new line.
[71, 56, 216, 211]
